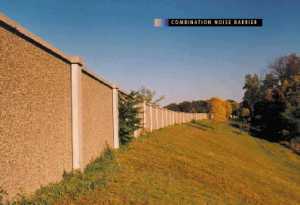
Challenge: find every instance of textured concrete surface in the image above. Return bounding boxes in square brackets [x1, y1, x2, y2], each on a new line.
[81, 72, 114, 168]
[0, 24, 72, 198]
[154, 108, 158, 129]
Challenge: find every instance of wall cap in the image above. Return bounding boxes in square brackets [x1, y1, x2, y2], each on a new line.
[69, 56, 85, 66]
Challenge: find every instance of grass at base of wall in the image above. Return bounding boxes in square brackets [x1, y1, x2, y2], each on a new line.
[2, 147, 120, 205]
[4, 120, 300, 205]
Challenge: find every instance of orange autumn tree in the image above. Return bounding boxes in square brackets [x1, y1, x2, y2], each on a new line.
[208, 97, 232, 122]
[225, 101, 233, 119]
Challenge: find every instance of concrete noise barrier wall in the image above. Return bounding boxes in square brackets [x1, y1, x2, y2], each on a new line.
[0, 13, 119, 199]
[134, 103, 209, 136]
[0, 12, 208, 199]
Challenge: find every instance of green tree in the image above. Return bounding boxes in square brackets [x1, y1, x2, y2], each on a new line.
[134, 86, 164, 105]
[191, 100, 210, 113]
[242, 54, 300, 142]
[165, 103, 180, 111]
[227, 99, 240, 117]
[119, 92, 141, 145]
[242, 74, 261, 111]
[165, 100, 209, 113]
[178, 101, 194, 113]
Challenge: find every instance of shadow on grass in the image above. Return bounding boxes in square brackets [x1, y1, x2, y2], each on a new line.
[187, 121, 215, 132]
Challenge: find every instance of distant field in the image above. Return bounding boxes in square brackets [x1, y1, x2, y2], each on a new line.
[17, 121, 300, 205]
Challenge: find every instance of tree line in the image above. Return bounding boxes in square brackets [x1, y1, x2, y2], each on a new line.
[240, 54, 299, 143]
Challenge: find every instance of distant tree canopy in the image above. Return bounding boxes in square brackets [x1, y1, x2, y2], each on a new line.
[241, 54, 300, 142]
[165, 100, 210, 113]
[133, 86, 164, 105]
[227, 99, 240, 117]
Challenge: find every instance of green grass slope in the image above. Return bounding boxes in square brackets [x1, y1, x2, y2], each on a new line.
[13, 121, 300, 205]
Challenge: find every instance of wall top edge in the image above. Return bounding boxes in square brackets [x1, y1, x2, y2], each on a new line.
[0, 12, 84, 66]
[82, 67, 117, 89]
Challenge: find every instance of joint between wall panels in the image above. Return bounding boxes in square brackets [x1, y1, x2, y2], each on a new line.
[156, 108, 159, 129]
[143, 102, 146, 129]
[150, 105, 153, 131]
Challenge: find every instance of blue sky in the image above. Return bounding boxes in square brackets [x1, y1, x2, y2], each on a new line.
[1, 0, 299, 105]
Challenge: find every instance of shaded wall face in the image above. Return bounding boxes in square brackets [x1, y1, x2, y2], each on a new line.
[81, 72, 113, 167]
[0, 25, 72, 198]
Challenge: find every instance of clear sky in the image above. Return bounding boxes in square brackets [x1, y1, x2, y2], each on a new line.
[1, 0, 299, 105]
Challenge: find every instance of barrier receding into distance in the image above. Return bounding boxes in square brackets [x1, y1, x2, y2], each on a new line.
[0, 12, 208, 199]
[133, 102, 208, 137]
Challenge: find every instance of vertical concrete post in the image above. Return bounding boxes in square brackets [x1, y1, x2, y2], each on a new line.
[181, 112, 183, 123]
[164, 109, 166, 127]
[180, 113, 182, 123]
[161, 109, 164, 128]
[150, 105, 153, 131]
[163, 109, 164, 128]
[180, 113, 181, 124]
[112, 86, 119, 148]
[172, 112, 175, 125]
[134, 102, 142, 138]
[71, 56, 83, 170]
[166, 110, 168, 126]
[155, 107, 159, 129]
[143, 101, 146, 129]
